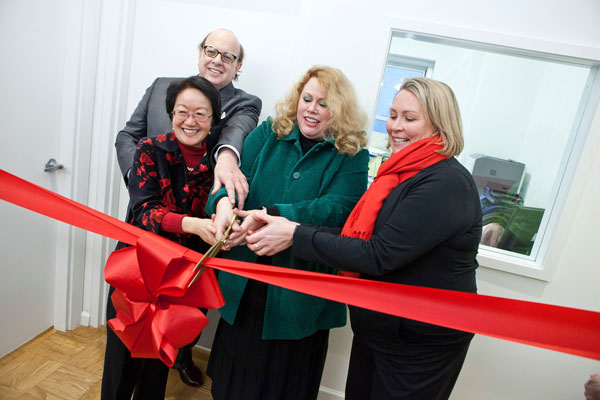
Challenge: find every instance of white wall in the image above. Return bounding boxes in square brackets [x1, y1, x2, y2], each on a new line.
[454, 101, 600, 399]
[120, 0, 600, 398]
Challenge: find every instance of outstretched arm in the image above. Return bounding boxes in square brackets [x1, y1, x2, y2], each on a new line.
[212, 148, 249, 209]
[211, 93, 262, 209]
[245, 213, 298, 256]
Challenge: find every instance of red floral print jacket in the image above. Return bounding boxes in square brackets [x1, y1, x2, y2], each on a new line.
[128, 132, 212, 249]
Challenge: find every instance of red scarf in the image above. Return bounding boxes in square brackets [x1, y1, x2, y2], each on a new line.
[339, 136, 447, 276]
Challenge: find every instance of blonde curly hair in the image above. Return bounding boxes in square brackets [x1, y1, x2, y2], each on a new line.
[272, 65, 367, 156]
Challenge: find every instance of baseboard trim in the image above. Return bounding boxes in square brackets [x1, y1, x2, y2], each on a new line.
[0, 327, 55, 360]
[80, 311, 90, 327]
[318, 385, 345, 399]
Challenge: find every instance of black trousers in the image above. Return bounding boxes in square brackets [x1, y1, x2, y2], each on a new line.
[100, 286, 169, 400]
[345, 334, 471, 400]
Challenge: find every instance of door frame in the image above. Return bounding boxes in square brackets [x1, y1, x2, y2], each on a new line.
[54, 0, 137, 331]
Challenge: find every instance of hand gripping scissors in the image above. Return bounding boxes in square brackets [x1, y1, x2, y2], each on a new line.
[188, 214, 238, 287]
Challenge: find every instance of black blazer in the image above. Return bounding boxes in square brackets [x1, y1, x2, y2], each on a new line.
[115, 77, 262, 185]
[293, 157, 482, 346]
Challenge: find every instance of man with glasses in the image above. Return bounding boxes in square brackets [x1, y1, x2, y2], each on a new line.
[113, 28, 261, 388]
[116, 28, 261, 210]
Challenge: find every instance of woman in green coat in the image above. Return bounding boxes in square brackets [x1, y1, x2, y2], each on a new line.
[205, 65, 369, 400]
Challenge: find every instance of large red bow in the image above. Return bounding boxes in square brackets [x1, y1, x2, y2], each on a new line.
[104, 234, 224, 366]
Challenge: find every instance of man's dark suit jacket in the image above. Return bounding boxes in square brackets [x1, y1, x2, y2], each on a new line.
[115, 77, 262, 185]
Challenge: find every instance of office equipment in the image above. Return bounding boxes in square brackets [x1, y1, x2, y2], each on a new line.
[466, 154, 525, 195]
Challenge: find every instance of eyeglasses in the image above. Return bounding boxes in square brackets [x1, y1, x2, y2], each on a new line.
[171, 110, 212, 122]
[202, 45, 238, 64]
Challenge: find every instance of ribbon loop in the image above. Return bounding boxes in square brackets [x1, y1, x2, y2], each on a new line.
[104, 235, 224, 366]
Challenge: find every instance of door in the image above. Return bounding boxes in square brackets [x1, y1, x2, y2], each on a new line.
[0, 0, 71, 356]
[0, 0, 103, 357]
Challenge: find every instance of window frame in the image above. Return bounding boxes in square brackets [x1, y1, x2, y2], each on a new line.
[372, 55, 435, 132]
[369, 26, 600, 281]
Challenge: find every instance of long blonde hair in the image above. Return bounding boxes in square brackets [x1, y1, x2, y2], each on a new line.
[273, 66, 367, 156]
[399, 77, 464, 156]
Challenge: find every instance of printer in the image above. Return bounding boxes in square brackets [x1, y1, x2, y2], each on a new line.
[465, 154, 525, 195]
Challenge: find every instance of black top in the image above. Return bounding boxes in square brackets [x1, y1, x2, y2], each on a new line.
[293, 157, 482, 292]
[292, 157, 481, 345]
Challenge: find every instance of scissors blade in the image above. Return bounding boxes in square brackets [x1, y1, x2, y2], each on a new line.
[188, 214, 237, 287]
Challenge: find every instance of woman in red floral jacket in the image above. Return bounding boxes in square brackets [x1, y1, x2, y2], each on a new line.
[101, 76, 221, 400]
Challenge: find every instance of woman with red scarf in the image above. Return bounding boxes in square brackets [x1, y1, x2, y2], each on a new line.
[245, 77, 482, 400]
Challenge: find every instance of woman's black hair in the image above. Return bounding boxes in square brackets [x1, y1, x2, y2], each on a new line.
[165, 76, 221, 127]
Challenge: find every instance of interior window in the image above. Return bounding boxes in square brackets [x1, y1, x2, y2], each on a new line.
[369, 29, 598, 272]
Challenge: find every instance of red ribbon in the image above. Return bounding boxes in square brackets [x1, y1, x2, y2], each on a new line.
[0, 170, 224, 365]
[1, 169, 600, 361]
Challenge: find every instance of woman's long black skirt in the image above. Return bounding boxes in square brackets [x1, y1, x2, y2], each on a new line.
[207, 280, 329, 400]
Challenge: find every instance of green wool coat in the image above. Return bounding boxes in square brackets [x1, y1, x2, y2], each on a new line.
[205, 119, 369, 340]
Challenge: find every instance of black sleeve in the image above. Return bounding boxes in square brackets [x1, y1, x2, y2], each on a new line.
[292, 170, 479, 276]
[114, 79, 157, 185]
[127, 139, 168, 234]
[210, 93, 262, 161]
[266, 206, 280, 216]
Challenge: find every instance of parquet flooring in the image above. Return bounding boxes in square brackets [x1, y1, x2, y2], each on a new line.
[0, 326, 213, 399]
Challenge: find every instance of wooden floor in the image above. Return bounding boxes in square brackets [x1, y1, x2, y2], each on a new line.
[0, 326, 213, 399]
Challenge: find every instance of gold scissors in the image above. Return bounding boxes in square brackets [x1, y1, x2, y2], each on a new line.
[188, 214, 238, 287]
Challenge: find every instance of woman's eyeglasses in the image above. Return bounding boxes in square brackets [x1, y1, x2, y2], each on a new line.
[171, 110, 212, 122]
